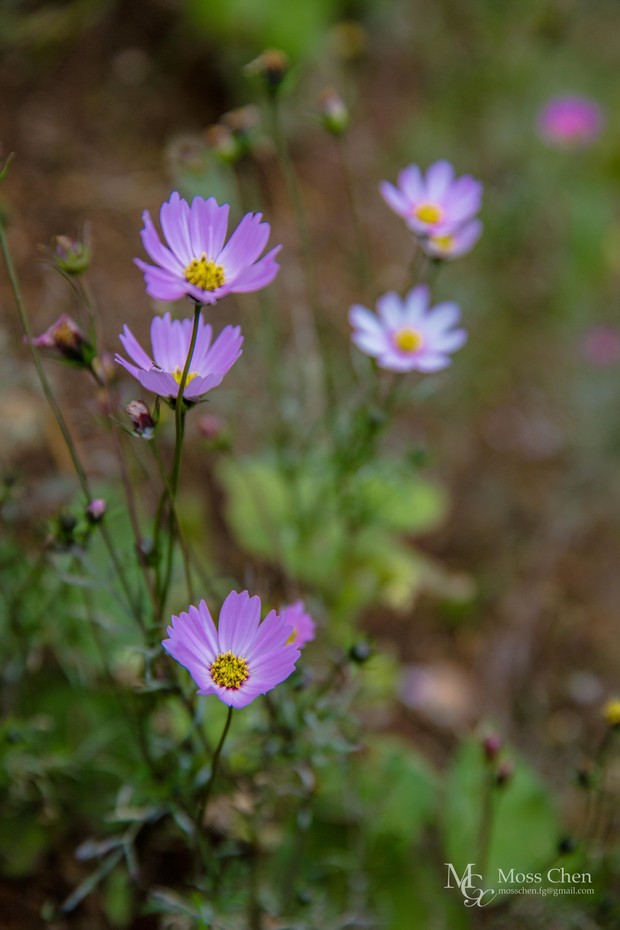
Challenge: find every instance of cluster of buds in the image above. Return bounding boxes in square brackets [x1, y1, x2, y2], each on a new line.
[47, 499, 107, 550]
[480, 733, 514, 787]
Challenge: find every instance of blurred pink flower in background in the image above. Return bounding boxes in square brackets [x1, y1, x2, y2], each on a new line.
[279, 600, 316, 649]
[349, 284, 467, 372]
[380, 160, 482, 237]
[537, 96, 604, 149]
[581, 325, 620, 368]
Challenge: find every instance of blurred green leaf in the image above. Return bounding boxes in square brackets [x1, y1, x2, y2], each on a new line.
[443, 739, 559, 887]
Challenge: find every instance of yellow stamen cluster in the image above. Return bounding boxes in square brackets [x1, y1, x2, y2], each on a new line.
[184, 254, 225, 291]
[394, 328, 423, 353]
[210, 650, 249, 690]
[414, 202, 443, 225]
[172, 368, 198, 386]
[285, 628, 298, 645]
[431, 233, 454, 252]
[603, 698, 620, 727]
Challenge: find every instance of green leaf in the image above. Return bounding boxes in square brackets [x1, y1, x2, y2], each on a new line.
[443, 739, 558, 889]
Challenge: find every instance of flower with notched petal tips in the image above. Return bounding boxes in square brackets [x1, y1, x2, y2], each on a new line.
[115, 312, 242, 401]
[136, 192, 281, 304]
[163, 590, 301, 708]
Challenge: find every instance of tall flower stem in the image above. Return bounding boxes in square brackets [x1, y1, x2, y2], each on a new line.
[0, 221, 146, 635]
[477, 768, 496, 879]
[334, 134, 371, 296]
[156, 304, 202, 618]
[267, 96, 331, 417]
[197, 705, 234, 825]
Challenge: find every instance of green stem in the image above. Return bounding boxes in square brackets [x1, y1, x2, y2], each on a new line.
[156, 304, 202, 618]
[477, 769, 496, 879]
[0, 220, 145, 634]
[267, 96, 330, 418]
[197, 705, 234, 825]
[335, 134, 371, 294]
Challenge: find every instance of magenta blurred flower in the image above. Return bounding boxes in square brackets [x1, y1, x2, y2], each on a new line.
[380, 160, 482, 237]
[421, 218, 483, 261]
[136, 191, 281, 304]
[582, 325, 620, 368]
[85, 498, 106, 523]
[280, 600, 316, 649]
[349, 285, 467, 372]
[163, 591, 301, 708]
[115, 311, 242, 400]
[538, 96, 604, 149]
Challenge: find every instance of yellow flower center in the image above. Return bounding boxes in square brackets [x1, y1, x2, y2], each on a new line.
[210, 650, 250, 690]
[285, 628, 298, 645]
[431, 233, 454, 252]
[394, 328, 423, 353]
[172, 367, 198, 386]
[603, 698, 620, 727]
[414, 202, 443, 225]
[184, 253, 225, 291]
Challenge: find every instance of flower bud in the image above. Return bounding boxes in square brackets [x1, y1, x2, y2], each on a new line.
[32, 314, 94, 366]
[482, 733, 502, 762]
[126, 400, 155, 439]
[349, 642, 373, 664]
[52, 232, 92, 275]
[495, 760, 514, 787]
[86, 498, 106, 524]
[319, 88, 349, 136]
[244, 49, 289, 93]
[205, 124, 241, 164]
[558, 836, 577, 855]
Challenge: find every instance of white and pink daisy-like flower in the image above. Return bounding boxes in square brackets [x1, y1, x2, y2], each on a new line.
[136, 192, 281, 304]
[537, 96, 604, 149]
[421, 218, 483, 262]
[380, 160, 482, 237]
[163, 591, 301, 708]
[279, 600, 316, 649]
[349, 285, 467, 373]
[115, 311, 242, 401]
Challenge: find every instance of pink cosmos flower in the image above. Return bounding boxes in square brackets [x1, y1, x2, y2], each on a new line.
[136, 191, 281, 304]
[421, 218, 483, 261]
[349, 285, 467, 373]
[115, 311, 242, 401]
[537, 96, 604, 149]
[163, 591, 301, 708]
[582, 325, 620, 368]
[380, 160, 482, 237]
[279, 600, 316, 649]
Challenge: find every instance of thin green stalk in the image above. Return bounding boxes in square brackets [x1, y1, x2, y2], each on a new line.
[197, 705, 234, 825]
[335, 134, 371, 294]
[156, 304, 202, 617]
[267, 96, 330, 417]
[477, 768, 496, 879]
[0, 221, 145, 634]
